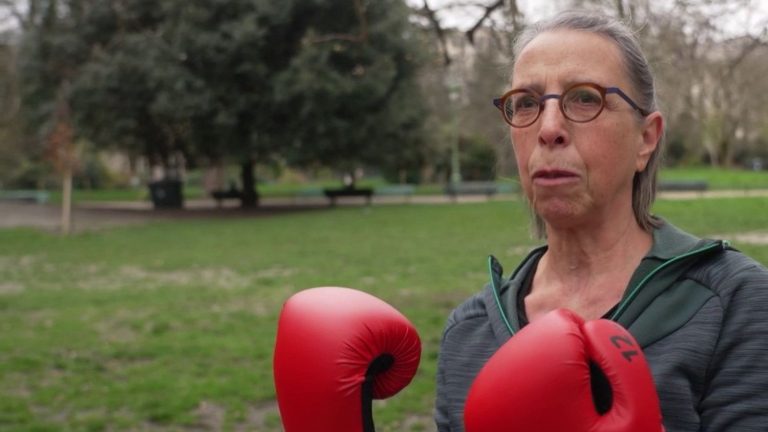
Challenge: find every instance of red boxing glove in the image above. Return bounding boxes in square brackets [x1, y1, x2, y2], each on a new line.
[273, 287, 421, 432]
[465, 309, 664, 432]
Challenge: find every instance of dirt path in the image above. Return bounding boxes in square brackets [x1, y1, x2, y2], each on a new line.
[2, 188, 766, 233]
[0, 200, 326, 233]
[0, 193, 504, 233]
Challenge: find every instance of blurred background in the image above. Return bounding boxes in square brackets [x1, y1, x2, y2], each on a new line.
[1, 0, 767, 431]
[0, 0, 766, 206]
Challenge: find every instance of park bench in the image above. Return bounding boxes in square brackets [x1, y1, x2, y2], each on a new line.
[444, 181, 499, 199]
[291, 187, 325, 204]
[211, 186, 242, 207]
[374, 184, 415, 202]
[496, 182, 517, 194]
[323, 186, 373, 207]
[296, 187, 324, 198]
[0, 190, 50, 204]
[658, 180, 709, 192]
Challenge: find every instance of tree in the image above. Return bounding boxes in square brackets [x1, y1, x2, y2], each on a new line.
[570, 0, 768, 167]
[0, 35, 28, 188]
[67, 0, 302, 206]
[161, 0, 286, 206]
[274, 0, 428, 187]
[17, 0, 429, 207]
[412, 0, 523, 182]
[72, 29, 208, 178]
[12, 0, 98, 231]
[414, 0, 768, 171]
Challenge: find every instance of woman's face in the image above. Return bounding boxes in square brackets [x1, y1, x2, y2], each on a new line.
[510, 29, 660, 231]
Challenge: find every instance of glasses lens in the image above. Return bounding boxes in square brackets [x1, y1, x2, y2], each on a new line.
[563, 85, 604, 122]
[505, 91, 539, 126]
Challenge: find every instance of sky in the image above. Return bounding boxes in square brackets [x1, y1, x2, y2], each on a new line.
[2, 1, 766, 38]
[405, 0, 768, 38]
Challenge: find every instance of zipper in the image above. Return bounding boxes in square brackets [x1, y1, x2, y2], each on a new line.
[608, 241, 727, 322]
[488, 255, 517, 336]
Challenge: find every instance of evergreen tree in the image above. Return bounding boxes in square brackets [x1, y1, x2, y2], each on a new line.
[275, 0, 427, 186]
[19, 0, 427, 205]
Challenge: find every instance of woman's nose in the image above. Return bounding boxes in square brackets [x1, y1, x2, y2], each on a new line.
[537, 99, 568, 146]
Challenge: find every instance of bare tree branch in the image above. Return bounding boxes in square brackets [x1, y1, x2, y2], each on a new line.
[465, 0, 503, 44]
[419, 0, 452, 65]
[416, 0, 523, 66]
[722, 34, 768, 79]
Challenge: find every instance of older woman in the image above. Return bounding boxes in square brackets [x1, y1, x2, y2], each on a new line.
[435, 11, 768, 432]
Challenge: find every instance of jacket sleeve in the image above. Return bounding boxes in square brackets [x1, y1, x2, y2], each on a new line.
[700, 256, 768, 430]
[434, 314, 457, 432]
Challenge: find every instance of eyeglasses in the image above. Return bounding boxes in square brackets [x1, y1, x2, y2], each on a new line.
[492, 83, 650, 128]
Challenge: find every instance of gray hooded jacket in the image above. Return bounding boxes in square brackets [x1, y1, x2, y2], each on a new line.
[435, 220, 768, 431]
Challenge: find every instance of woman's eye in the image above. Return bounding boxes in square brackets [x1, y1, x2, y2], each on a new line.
[514, 96, 538, 111]
[568, 89, 601, 106]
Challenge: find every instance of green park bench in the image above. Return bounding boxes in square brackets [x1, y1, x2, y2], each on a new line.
[444, 181, 499, 199]
[495, 182, 517, 194]
[211, 186, 242, 207]
[374, 184, 415, 202]
[295, 187, 324, 197]
[323, 187, 374, 207]
[0, 190, 50, 204]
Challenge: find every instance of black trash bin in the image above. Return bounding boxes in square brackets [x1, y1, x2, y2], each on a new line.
[148, 179, 183, 209]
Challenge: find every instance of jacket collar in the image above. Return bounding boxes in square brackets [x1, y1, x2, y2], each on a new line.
[645, 218, 705, 260]
[482, 218, 715, 339]
[483, 248, 545, 340]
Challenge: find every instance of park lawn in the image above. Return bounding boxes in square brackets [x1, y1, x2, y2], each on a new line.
[658, 166, 768, 190]
[1, 197, 767, 431]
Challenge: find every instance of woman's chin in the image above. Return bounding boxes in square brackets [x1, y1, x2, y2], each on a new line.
[534, 200, 585, 227]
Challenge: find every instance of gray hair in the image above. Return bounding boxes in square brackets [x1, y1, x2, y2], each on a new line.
[512, 11, 663, 238]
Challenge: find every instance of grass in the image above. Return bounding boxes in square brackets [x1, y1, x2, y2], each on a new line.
[658, 166, 768, 190]
[1, 198, 767, 431]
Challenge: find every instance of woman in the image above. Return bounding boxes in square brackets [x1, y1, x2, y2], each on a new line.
[435, 11, 768, 432]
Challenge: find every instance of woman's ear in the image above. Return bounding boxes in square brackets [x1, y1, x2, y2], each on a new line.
[636, 112, 664, 172]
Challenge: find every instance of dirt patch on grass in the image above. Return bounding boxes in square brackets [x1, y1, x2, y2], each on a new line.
[0, 201, 327, 233]
[707, 231, 768, 246]
[719, 231, 768, 245]
[401, 414, 438, 432]
[241, 401, 280, 432]
[194, 401, 226, 431]
[0, 281, 24, 294]
[75, 265, 254, 291]
[0, 255, 39, 272]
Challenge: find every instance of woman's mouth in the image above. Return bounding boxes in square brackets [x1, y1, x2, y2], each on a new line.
[532, 169, 580, 186]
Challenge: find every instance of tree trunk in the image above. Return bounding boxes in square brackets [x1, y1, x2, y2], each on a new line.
[720, 138, 734, 169]
[61, 165, 72, 235]
[240, 159, 258, 207]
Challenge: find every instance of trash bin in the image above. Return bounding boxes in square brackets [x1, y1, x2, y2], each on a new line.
[148, 179, 183, 209]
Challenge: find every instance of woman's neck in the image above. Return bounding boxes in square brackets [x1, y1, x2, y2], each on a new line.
[538, 215, 653, 295]
[525, 218, 652, 322]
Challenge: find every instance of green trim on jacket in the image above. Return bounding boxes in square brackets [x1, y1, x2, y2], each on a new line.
[488, 219, 730, 347]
